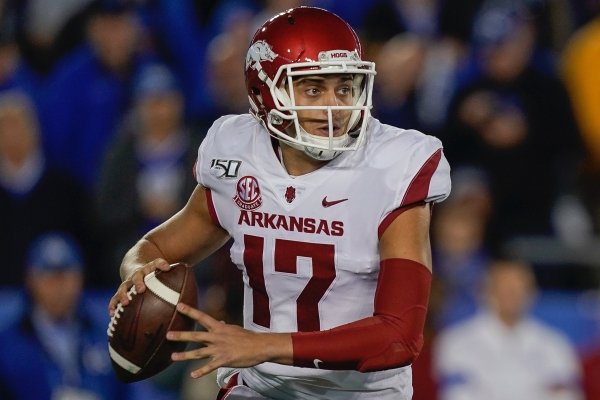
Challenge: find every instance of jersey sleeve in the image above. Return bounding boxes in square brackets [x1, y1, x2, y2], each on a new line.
[375, 130, 451, 237]
[398, 132, 451, 208]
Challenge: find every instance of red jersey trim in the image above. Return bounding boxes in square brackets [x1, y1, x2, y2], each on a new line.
[216, 373, 240, 399]
[401, 148, 442, 207]
[377, 148, 442, 238]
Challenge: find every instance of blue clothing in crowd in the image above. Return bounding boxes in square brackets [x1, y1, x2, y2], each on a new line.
[40, 45, 153, 190]
[0, 304, 129, 400]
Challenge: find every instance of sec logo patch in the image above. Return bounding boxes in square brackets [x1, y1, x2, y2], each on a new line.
[234, 176, 262, 210]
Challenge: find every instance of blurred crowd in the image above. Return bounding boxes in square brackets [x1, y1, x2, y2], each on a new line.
[0, 0, 599, 399]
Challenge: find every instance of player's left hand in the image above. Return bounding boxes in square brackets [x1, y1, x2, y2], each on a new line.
[167, 303, 292, 378]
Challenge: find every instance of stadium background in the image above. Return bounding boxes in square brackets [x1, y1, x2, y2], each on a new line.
[0, 0, 599, 398]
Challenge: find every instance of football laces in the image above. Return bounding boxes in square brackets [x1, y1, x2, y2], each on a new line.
[107, 285, 137, 338]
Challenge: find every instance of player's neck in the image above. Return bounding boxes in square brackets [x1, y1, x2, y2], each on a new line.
[278, 143, 327, 176]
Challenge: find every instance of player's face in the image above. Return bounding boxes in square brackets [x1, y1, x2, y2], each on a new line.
[291, 74, 353, 137]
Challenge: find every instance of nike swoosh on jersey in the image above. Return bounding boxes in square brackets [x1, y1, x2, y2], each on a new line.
[322, 197, 348, 207]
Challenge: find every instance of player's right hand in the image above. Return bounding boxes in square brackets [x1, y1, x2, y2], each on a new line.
[108, 258, 171, 316]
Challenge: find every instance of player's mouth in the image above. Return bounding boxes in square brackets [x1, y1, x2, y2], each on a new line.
[314, 123, 343, 137]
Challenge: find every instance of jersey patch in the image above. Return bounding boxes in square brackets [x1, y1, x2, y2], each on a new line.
[234, 176, 263, 210]
[210, 159, 242, 179]
[285, 186, 296, 203]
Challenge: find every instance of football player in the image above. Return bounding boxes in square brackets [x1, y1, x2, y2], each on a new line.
[109, 6, 451, 399]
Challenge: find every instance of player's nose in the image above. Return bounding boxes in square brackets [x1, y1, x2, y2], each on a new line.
[321, 89, 341, 107]
[319, 90, 344, 122]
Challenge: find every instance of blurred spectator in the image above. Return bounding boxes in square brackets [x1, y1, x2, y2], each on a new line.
[443, 4, 584, 251]
[0, 90, 90, 286]
[41, 0, 154, 190]
[361, 0, 439, 59]
[369, 32, 469, 135]
[250, 0, 307, 32]
[0, 1, 18, 91]
[415, 36, 472, 135]
[95, 63, 200, 285]
[312, 0, 371, 29]
[0, 37, 19, 92]
[561, 9, 600, 233]
[438, 0, 485, 46]
[138, 0, 214, 122]
[367, 1, 482, 135]
[371, 34, 427, 130]
[141, 0, 258, 124]
[12, 0, 94, 75]
[200, 0, 257, 124]
[431, 167, 492, 326]
[202, 0, 259, 36]
[204, 8, 255, 122]
[434, 259, 583, 400]
[0, 232, 130, 399]
[0, 2, 55, 102]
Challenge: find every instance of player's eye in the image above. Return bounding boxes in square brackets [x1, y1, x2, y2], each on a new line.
[337, 86, 351, 96]
[305, 87, 321, 97]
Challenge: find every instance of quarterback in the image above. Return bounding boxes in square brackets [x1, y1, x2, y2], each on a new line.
[109, 6, 451, 400]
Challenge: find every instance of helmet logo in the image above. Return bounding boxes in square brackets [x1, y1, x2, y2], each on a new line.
[234, 176, 263, 210]
[318, 50, 360, 62]
[246, 40, 278, 71]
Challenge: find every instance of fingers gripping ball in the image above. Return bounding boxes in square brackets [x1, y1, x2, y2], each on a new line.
[107, 263, 198, 382]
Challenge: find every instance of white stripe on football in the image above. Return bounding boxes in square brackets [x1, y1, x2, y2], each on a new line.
[108, 343, 141, 373]
[144, 270, 181, 305]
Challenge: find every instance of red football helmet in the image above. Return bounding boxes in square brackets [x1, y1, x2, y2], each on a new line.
[245, 7, 376, 160]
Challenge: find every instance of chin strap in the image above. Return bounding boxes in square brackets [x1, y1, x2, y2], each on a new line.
[292, 258, 431, 372]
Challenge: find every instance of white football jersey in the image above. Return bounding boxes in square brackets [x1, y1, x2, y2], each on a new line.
[195, 114, 451, 400]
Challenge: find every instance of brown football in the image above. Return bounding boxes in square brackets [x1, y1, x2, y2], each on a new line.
[107, 263, 198, 383]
